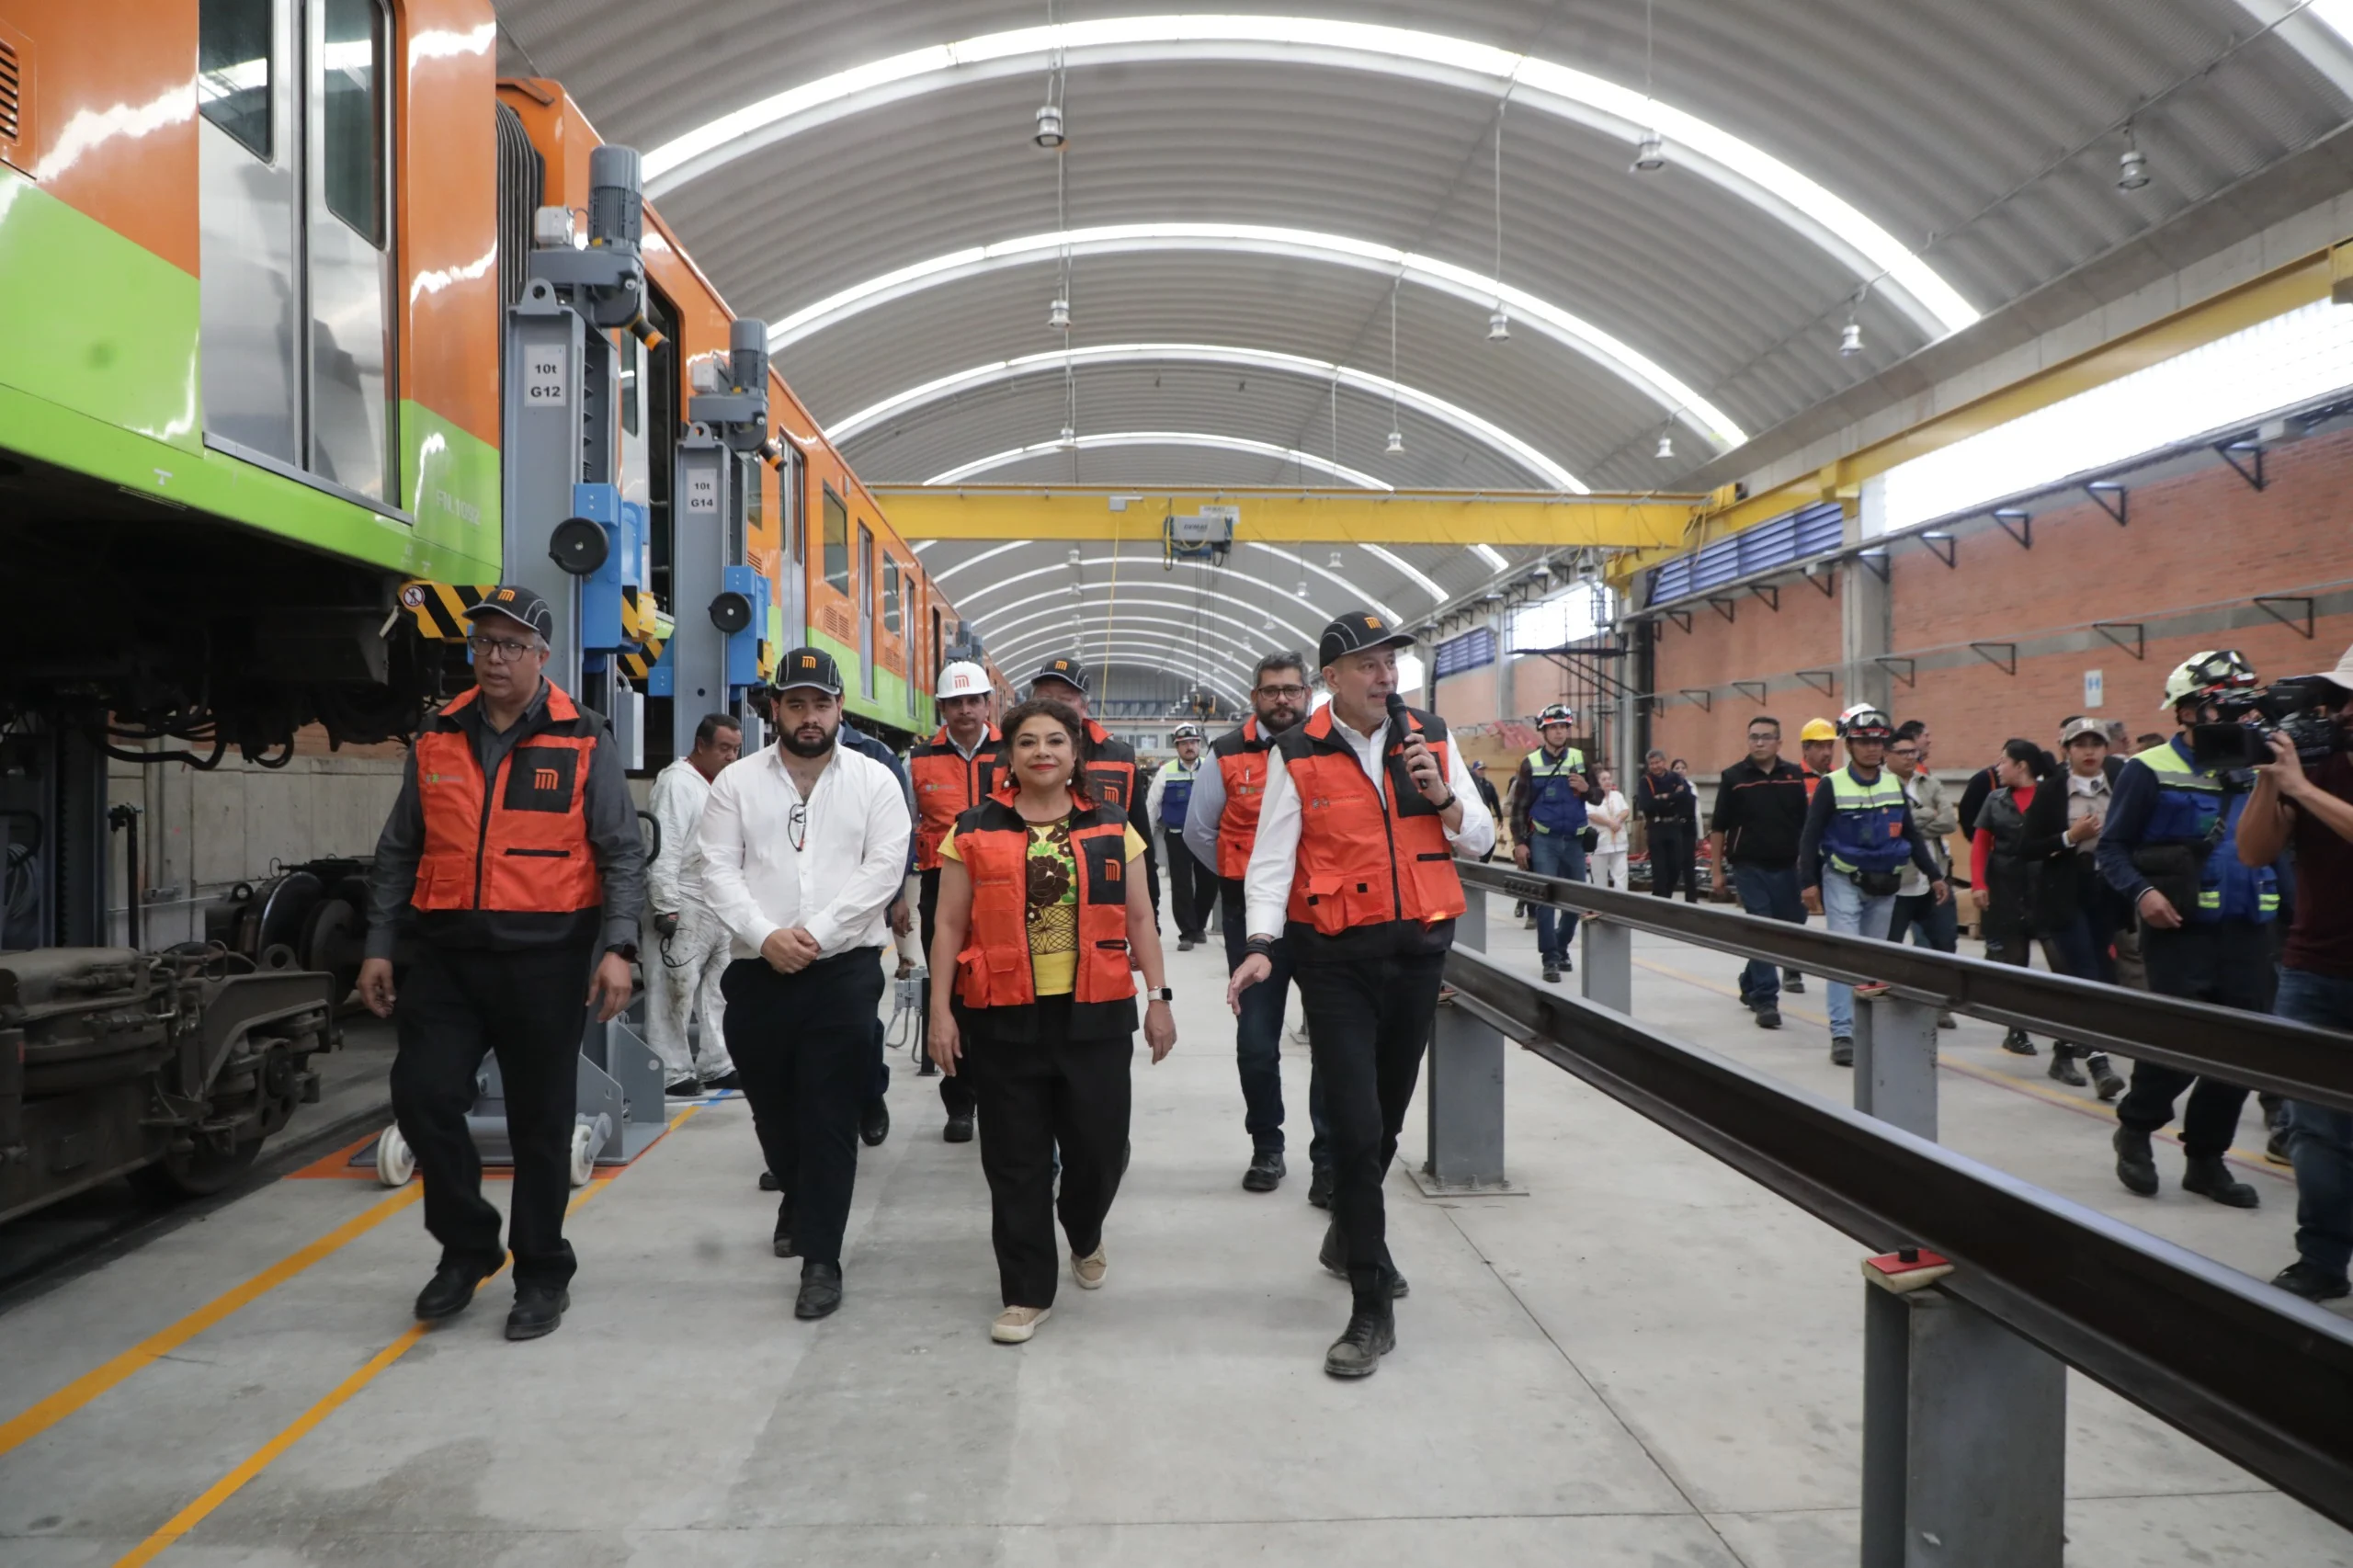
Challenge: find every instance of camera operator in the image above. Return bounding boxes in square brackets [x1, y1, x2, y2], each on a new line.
[2096, 651, 2280, 1210]
[2234, 647, 2353, 1303]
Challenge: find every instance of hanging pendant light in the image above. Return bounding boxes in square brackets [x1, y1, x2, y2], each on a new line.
[1487, 308, 1511, 342]
[1655, 430, 1675, 459]
[1631, 133, 1666, 173]
[1327, 551, 1344, 570]
[1839, 319, 1863, 358]
[2118, 122, 2150, 191]
[1486, 102, 1510, 344]
[1033, 103, 1065, 149]
[1385, 429, 1404, 454]
[1047, 296, 1070, 331]
[1056, 425, 1077, 449]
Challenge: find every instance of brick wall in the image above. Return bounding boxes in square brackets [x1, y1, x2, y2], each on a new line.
[1644, 426, 2353, 778]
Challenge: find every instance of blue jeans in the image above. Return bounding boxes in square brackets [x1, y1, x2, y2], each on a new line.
[1221, 884, 1329, 1168]
[1529, 831, 1587, 966]
[1821, 871, 1895, 1038]
[2275, 967, 2353, 1282]
[1731, 861, 1804, 1007]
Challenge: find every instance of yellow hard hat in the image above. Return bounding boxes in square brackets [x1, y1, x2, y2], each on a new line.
[1799, 718, 1838, 742]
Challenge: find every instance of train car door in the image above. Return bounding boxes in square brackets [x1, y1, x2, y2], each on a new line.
[197, 0, 394, 505]
[857, 523, 876, 702]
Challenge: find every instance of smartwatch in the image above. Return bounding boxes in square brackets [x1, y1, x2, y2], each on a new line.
[1148, 986, 1175, 1003]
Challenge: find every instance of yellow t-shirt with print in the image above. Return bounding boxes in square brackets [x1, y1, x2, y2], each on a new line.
[941, 821, 1146, 995]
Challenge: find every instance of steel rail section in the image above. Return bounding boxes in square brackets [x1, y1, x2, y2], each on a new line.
[1459, 859, 2353, 1114]
[1440, 949, 2353, 1529]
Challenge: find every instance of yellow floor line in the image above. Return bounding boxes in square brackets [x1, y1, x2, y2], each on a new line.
[0, 1184, 424, 1460]
[110, 1104, 700, 1568]
[1629, 955, 2286, 1174]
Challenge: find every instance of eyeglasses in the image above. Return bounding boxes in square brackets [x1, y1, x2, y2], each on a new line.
[468, 633, 540, 664]
[1256, 684, 1309, 700]
[788, 802, 808, 853]
[1889, 746, 1918, 758]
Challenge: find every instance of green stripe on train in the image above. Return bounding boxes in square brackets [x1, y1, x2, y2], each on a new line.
[807, 629, 927, 733]
[0, 166, 501, 583]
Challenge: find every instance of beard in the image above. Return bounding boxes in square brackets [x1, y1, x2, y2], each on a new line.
[779, 720, 838, 757]
[1256, 701, 1302, 733]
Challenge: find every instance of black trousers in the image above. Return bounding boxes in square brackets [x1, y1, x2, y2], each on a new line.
[917, 868, 978, 1117]
[2116, 922, 2270, 1158]
[1293, 931, 1448, 1301]
[1648, 823, 1698, 901]
[389, 940, 594, 1289]
[722, 950, 889, 1267]
[1161, 828, 1216, 941]
[969, 994, 1132, 1307]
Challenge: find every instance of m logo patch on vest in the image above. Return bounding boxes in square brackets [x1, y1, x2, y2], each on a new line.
[504, 746, 579, 812]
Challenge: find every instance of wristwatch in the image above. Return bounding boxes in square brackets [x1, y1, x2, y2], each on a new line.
[1148, 986, 1175, 1003]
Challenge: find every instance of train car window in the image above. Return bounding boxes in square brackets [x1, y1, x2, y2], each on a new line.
[198, 0, 273, 159]
[823, 485, 849, 592]
[883, 556, 904, 636]
[321, 0, 386, 245]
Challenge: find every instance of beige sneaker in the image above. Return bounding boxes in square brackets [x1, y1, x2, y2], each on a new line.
[992, 1305, 1051, 1344]
[1072, 1246, 1108, 1290]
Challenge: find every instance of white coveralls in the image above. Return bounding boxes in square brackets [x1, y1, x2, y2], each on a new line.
[643, 757, 734, 1085]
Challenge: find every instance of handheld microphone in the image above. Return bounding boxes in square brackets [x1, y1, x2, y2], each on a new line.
[1385, 688, 1411, 758]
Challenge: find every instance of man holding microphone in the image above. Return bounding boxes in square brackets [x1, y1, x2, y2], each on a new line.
[1227, 613, 1494, 1380]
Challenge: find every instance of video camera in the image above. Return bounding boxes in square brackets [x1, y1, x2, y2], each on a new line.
[2188, 676, 2347, 770]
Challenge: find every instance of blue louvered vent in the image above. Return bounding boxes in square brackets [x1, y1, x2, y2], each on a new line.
[1646, 503, 1845, 606]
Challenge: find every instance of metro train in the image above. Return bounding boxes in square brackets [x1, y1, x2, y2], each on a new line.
[0, 0, 984, 1215]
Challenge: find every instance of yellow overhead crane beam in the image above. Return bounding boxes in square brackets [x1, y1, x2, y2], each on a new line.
[869, 486, 1705, 548]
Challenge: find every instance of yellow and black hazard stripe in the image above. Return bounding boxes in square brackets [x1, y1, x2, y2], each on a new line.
[397, 581, 491, 642]
[618, 631, 667, 687]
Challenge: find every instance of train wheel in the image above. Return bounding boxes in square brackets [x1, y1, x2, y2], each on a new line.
[375, 1123, 415, 1187]
[569, 1124, 597, 1187]
[127, 1138, 263, 1202]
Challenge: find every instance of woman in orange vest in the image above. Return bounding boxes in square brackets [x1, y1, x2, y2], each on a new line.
[927, 698, 1177, 1345]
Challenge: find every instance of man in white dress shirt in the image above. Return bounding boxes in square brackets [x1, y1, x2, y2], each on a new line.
[699, 648, 912, 1321]
[1227, 612, 1494, 1379]
[644, 712, 743, 1096]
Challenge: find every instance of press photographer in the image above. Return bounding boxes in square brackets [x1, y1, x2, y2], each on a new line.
[2235, 644, 2353, 1303]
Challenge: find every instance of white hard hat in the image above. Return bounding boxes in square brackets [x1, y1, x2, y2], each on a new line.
[936, 661, 993, 700]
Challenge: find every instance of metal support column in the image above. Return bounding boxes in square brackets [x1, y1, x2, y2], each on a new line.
[1855, 995, 1939, 1140]
[1861, 1279, 2066, 1567]
[1415, 885, 1525, 1196]
[1581, 914, 1633, 1014]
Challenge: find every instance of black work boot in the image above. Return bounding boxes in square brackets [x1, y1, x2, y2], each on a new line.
[2089, 1055, 2126, 1102]
[1307, 1166, 1334, 1209]
[2182, 1156, 2260, 1209]
[1324, 1293, 1396, 1379]
[505, 1283, 569, 1341]
[2048, 1047, 2086, 1087]
[2113, 1127, 2159, 1197]
[413, 1262, 493, 1323]
[1243, 1149, 1286, 1192]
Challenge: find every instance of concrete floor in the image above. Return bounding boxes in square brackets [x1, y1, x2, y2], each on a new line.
[1, 922, 2347, 1567]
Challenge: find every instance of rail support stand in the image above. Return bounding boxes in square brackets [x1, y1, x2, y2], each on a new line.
[1861, 1277, 2066, 1567]
[1855, 995, 1939, 1141]
[1415, 886, 1526, 1197]
[1580, 913, 1633, 1014]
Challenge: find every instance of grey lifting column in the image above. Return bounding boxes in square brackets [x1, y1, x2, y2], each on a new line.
[1415, 885, 1525, 1196]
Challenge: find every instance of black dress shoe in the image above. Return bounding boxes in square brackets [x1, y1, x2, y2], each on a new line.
[414, 1262, 492, 1323]
[1307, 1166, 1334, 1210]
[505, 1283, 569, 1341]
[2272, 1261, 2352, 1302]
[1324, 1301, 1396, 1378]
[943, 1110, 975, 1143]
[796, 1262, 843, 1320]
[757, 1168, 780, 1191]
[1242, 1150, 1286, 1192]
[665, 1078, 704, 1097]
[860, 1099, 891, 1147]
[703, 1070, 743, 1092]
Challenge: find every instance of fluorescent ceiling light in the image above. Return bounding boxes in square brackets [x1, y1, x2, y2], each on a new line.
[1357, 543, 1447, 602]
[928, 538, 1033, 585]
[639, 15, 1974, 337]
[1471, 544, 1510, 571]
[831, 343, 1584, 490]
[926, 430, 1392, 489]
[773, 225, 1745, 449]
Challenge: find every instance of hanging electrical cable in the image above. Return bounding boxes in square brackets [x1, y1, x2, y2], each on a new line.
[1632, 0, 1666, 171]
[1385, 275, 1404, 454]
[1488, 100, 1510, 341]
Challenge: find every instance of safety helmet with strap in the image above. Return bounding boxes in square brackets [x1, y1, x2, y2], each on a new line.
[2159, 649, 2256, 711]
[1836, 703, 1893, 741]
[1536, 702, 1575, 728]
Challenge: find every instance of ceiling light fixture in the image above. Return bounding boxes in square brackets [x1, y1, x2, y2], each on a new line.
[1840, 318, 1863, 358]
[1632, 133, 1665, 173]
[1488, 100, 1510, 344]
[1385, 430, 1405, 454]
[1655, 429, 1675, 459]
[1386, 275, 1405, 455]
[1048, 295, 1070, 330]
[1033, 103, 1065, 148]
[1066, 547, 1082, 564]
[1056, 424, 1077, 449]
[1631, 0, 1665, 173]
[1327, 551, 1344, 569]
[2118, 121, 2149, 192]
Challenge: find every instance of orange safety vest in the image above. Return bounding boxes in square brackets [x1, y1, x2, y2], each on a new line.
[411, 683, 603, 915]
[952, 790, 1137, 1017]
[1211, 716, 1278, 881]
[1077, 719, 1139, 816]
[1274, 704, 1466, 936]
[909, 725, 1002, 871]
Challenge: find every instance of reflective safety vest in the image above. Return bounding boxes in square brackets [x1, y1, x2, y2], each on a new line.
[1822, 766, 1911, 879]
[1158, 758, 1198, 830]
[1212, 717, 1279, 880]
[1523, 746, 1588, 835]
[1079, 720, 1140, 816]
[909, 725, 1002, 871]
[2131, 741, 2279, 924]
[952, 792, 1138, 1019]
[1273, 704, 1466, 936]
[412, 683, 602, 915]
